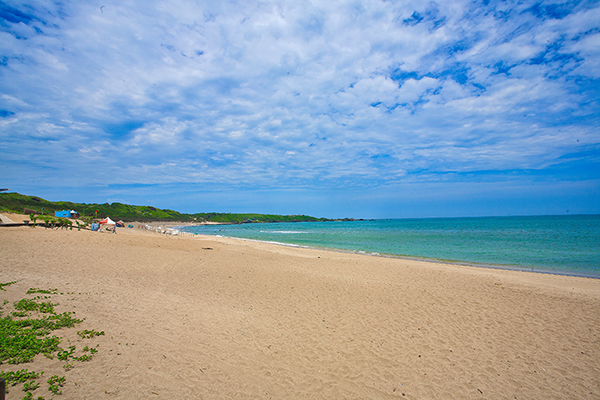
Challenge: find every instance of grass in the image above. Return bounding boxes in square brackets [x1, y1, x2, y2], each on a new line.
[1, 283, 105, 398]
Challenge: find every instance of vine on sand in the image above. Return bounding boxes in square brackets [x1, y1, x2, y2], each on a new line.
[0, 283, 105, 399]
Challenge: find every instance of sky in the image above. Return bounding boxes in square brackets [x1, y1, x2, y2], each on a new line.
[1, 0, 599, 219]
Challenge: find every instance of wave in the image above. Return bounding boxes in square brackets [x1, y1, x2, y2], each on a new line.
[261, 230, 310, 234]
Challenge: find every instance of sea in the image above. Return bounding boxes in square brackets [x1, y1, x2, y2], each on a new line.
[179, 215, 600, 279]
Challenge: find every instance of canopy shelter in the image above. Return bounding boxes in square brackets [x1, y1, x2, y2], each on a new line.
[99, 217, 116, 225]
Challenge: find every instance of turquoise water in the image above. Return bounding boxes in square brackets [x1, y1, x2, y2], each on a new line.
[180, 215, 600, 278]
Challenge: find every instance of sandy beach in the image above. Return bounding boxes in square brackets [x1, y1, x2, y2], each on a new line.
[1, 219, 599, 399]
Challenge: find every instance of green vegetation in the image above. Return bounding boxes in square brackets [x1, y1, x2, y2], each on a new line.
[191, 212, 330, 224]
[77, 329, 104, 339]
[0, 369, 42, 385]
[1, 300, 81, 364]
[47, 375, 65, 395]
[0, 192, 333, 223]
[1, 284, 105, 398]
[26, 215, 76, 230]
[0, 281, 17, 291]
[56, 346, 75, 361]
[22, 380, 40, 391]
[71, 354, 92, 362]
[26, 289, 58, 295]
[14, 299, 57, 314]
[22, 393, 46, 400]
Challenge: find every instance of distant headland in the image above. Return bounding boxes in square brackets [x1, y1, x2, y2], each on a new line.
[0, 192, 361, 224]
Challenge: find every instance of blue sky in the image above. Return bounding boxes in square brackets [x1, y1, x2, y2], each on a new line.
[1, 0, 599, 218]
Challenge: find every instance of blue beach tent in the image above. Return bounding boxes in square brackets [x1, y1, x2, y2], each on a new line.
[54, 210, 80, 218]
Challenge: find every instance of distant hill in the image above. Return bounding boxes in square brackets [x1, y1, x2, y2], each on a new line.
[0, 192, 331, 224]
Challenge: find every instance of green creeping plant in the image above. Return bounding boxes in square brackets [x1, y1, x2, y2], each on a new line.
[22, 380, 40, 391]
[0, 281, 18, 291]
[26, 288, 58, 295]
[47, 375, 65, 395]
[0, 369, 42, 385]
[77, 329, 105, 339]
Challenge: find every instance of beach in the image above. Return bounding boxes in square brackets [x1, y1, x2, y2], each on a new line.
[1, 221, 599, 399]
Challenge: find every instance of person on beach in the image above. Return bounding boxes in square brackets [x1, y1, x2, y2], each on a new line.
[112, 224, 116, 234]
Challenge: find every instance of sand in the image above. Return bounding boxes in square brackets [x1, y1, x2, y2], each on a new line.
[1, 222, 599, 399]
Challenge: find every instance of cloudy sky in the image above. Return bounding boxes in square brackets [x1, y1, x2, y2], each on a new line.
[1, 0, 599, 218]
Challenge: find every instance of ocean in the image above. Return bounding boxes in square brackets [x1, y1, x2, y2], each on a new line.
[180, 215, 600, 278]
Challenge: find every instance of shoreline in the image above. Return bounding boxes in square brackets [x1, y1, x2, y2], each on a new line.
[126, 226, 600, 297]
[178, 227, 600, 281]
[4, 212, 598, 280]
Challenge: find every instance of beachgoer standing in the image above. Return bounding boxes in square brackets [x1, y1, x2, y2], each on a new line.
[113, 224, 116, 234]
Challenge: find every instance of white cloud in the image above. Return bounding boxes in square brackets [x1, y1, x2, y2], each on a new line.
[0, 0, 598, 202]
[569, 32, 600, 78]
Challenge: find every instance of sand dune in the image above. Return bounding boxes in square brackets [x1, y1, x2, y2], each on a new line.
[1, 224, 599, 399]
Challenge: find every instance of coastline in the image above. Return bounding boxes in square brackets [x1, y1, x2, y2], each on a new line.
[1, 224, 599, 399]
[212, 233, 600, 280]
[179, 216, 600, 280]
[3, 212, 598, 279]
